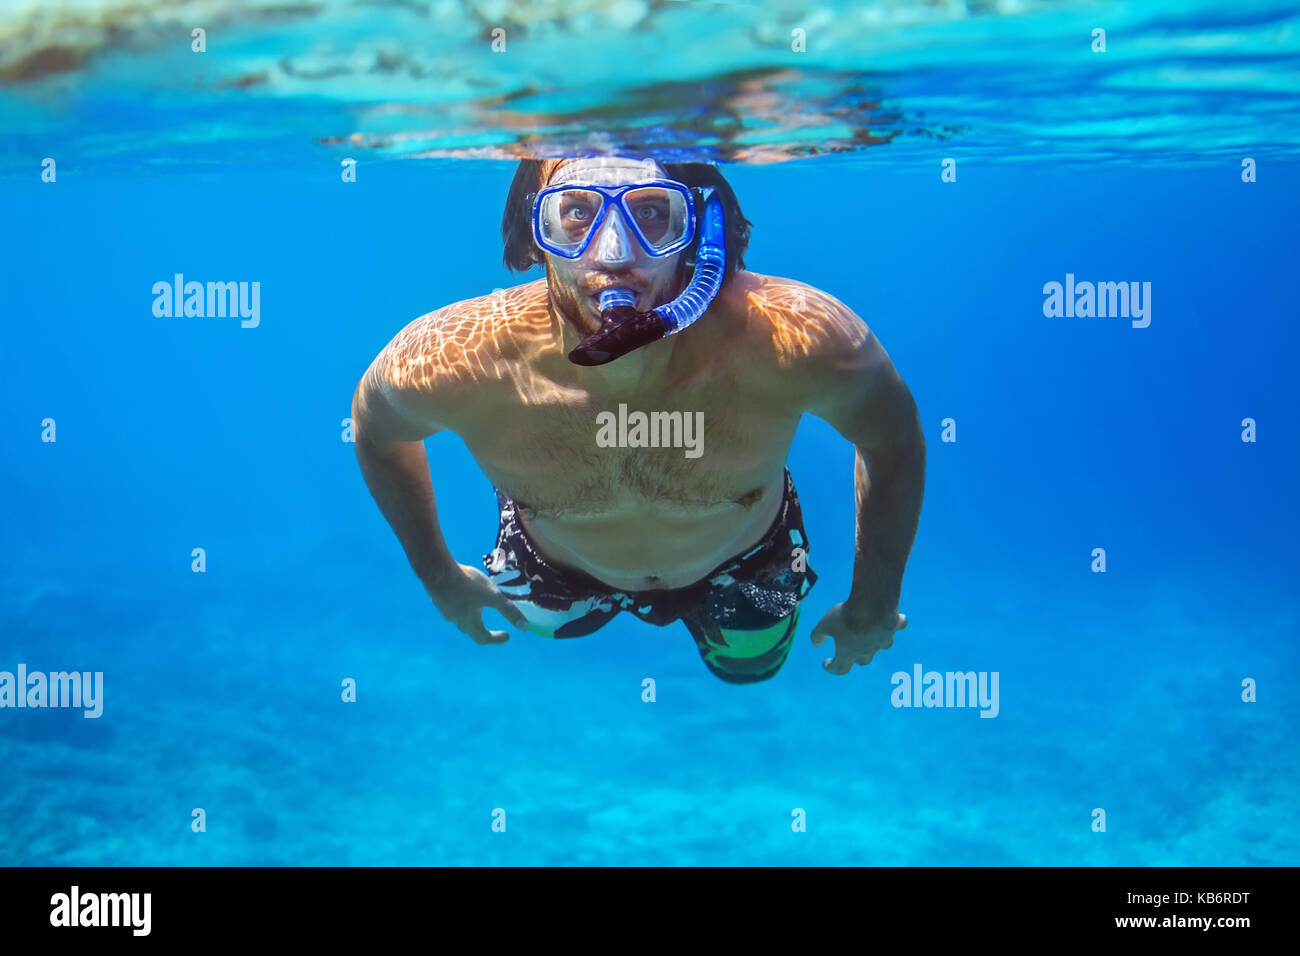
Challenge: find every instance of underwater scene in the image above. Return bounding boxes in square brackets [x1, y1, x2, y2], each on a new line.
[1, 0, 1297, 866]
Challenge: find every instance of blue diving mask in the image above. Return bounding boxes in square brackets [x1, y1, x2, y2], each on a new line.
[532, 179, 698, 260]
[531, 179, 728, 366]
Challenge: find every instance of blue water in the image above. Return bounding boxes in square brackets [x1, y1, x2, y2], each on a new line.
[2, 1, 1298, 866]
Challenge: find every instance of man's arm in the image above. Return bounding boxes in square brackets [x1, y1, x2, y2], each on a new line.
[841, 378, 925, 626]
[798, 290, 926, 672]
[351, 352, 459, 594]
[351, 333, 529, 644]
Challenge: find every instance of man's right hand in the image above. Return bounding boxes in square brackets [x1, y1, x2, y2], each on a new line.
[425, 563, 531, 645]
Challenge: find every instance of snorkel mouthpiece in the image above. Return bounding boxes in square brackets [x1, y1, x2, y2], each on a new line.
[568, 191, 727, 367]
[567, 290, 668, 367]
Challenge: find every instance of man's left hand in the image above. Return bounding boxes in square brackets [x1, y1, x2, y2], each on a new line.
[810, 603, 908, 675]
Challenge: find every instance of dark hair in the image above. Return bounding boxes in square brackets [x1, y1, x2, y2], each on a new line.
[501, 158, 752, 275]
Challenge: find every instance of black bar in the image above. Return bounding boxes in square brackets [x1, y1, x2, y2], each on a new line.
[0, 866, 1284, 942]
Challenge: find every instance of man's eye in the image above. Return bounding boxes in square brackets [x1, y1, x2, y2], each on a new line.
[635, 206, 662, 221]
[563, 206, 592, 221]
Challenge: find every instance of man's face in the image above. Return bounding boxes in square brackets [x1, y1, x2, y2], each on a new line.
[541, 157, 687, 337]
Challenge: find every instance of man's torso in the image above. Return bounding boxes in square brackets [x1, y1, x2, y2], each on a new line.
[388, 272, 819, 591]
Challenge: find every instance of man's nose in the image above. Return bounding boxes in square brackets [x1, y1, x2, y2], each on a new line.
[591, 205, 634, 266]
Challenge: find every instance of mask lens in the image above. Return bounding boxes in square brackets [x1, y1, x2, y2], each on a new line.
[624, 186, 689, 252]
[537, 188, 606, 256]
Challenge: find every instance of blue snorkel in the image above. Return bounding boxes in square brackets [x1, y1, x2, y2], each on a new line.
[568, 189, 726, 367]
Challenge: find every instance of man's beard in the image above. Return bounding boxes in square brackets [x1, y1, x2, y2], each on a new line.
[552, 284, 602, 336]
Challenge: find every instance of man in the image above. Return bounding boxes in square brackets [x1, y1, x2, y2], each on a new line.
[351, 155, 924, 683]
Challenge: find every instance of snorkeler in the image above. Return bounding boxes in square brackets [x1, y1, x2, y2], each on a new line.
[352, 156, 925, 683]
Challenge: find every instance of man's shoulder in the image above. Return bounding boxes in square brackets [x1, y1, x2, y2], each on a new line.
[722, 271, 871, 369]
[379, 280, 550, 392]
[398, 279, 550, 351]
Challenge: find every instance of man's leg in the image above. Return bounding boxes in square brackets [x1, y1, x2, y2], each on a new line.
[676, 467, 818, 683]
[681, 605, 804, 684]
[498, 591, 622, 639]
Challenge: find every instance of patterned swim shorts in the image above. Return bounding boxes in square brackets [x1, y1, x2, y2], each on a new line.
[482, 468, 818, 684]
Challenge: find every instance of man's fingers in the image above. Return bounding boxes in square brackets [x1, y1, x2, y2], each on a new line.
[490, 591, 530, 631]
[810, 616, 832, 647]
[822, 651, 853, 676]
[462, 616, 510, 645]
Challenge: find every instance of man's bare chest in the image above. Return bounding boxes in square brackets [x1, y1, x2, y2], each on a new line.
[462, 391, 797, 520]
